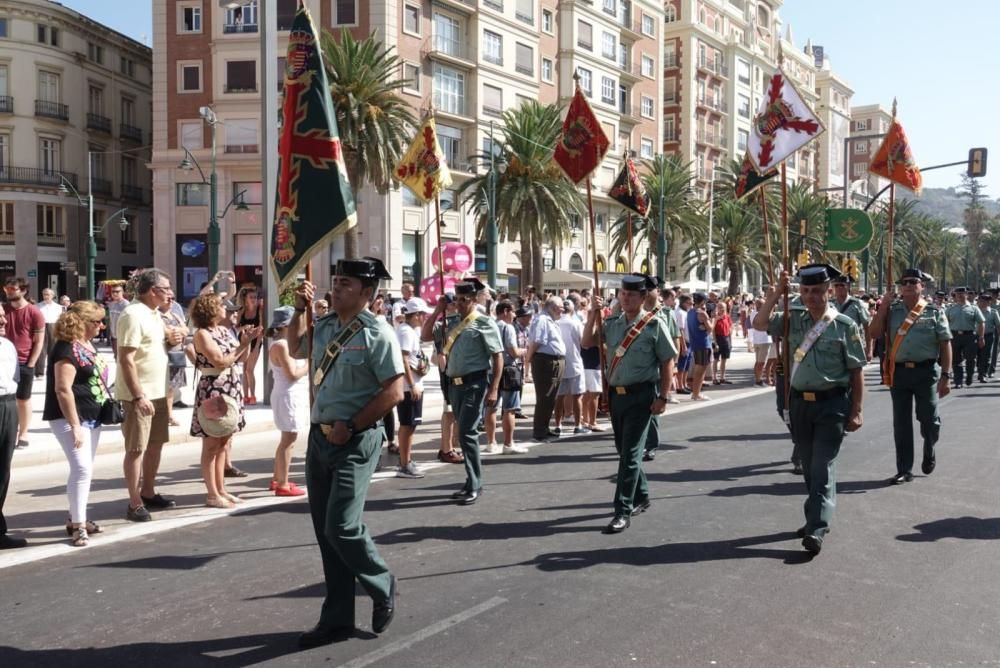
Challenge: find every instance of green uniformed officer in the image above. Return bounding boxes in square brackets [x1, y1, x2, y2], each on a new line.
[830, 273, 871, 359]
[975, 292, 998, 382]
[753, 264, 865, 556]
[288, 258, 403, 648]
[583, 274, 677, 534]
[430, 277, 503, 505]
[642, 279, 679, 461]
[945, 287, 985, 387]
[870, 269, 952, 484]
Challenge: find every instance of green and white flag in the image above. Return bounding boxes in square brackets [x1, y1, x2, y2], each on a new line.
[825, 209, 873, 253]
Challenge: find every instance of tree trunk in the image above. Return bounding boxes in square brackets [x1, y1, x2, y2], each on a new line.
[519, 232, 532, 295]
[726, 256, 740, 296]
[531, 232, 544, 294]
[344, 152, 362, 260]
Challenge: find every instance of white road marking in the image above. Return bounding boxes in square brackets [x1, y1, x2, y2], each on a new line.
[339, 596, 508, 668]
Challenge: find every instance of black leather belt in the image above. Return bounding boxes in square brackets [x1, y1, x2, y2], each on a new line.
[951, 330, 972, 335]
[894, 359, 936, 369]
[534, 352, 564, 360]
[791, 386, 848, 402]
[609, 383, 653, 396]
[451, 369, 489, 386]
[0, 394, 14, 401]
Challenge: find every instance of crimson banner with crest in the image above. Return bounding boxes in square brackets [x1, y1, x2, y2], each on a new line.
[554, 87, 610, 184]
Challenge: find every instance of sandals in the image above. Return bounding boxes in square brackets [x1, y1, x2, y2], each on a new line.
[205, 496, 235, 509]
[168, 418, 181, 427]
[437, 450, 464, 464]
[71, 527, 89, 547]
[65, 520, 103, 536]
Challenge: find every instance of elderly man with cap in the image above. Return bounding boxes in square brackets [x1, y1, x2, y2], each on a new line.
[830, 272, 871, 360]
[396, 297, 435, 478]
[945, 287, 985, 388]
[429, 277, 503, 504]
[583, 274, 677, 534]
[871, 269, 952, 484]
[975, 292, 999, 383]
[753, 264, 865, 555]
[288, 257, 404, 647]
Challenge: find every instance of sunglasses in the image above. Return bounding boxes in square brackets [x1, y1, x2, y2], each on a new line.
[899, 279, 921, 286]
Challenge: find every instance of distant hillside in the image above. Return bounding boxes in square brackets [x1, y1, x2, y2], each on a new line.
[897, 186, 1000, 225]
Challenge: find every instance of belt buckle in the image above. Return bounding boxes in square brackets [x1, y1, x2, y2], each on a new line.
[615, 386, 626, 395]
[453, 377, 464, 386]
[320, 423, 334, 437]
[904, 362, 915, 368]
[802, 392, 816, 402]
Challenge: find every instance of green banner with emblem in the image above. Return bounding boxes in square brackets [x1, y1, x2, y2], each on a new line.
[825, 208, 874, 253]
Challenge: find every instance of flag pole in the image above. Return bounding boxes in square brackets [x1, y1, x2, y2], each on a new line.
[759, 185, 775, 286]
[434, 194, 445, 296]
[586, 177, 608, 403]
[886, 98, 898, 289]
[781, 161, 791, 424]
[627, 212, 634, 270]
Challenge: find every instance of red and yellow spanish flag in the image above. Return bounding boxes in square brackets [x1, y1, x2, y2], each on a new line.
[394, 116, 453, 203]
[554, 85, 610, 184]
[869, 120, 922, 194]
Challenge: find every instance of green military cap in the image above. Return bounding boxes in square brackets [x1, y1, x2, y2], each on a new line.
[454, 277, 487, 295]
[797, 263, 843, 285]
[934, 290, 946, 297]
[622, 274, 655, 292]
[952, 286, 968, 294]
[335, 257, 392, 280]
[897, 268, 933, 283]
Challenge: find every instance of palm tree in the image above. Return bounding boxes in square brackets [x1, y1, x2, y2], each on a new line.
[454, 101, 584, 291]
[683, 199, 772, 296]
[320, 29, 417, 258]
[608, 154, 704, 280]
[783, 181, 828, 263]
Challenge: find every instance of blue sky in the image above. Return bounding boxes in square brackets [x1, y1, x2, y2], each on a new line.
[59, 0, 996, 198]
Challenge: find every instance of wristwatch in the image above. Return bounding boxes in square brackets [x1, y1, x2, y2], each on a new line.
[940, 372, 951, 380]
[656, 394, 669, 403]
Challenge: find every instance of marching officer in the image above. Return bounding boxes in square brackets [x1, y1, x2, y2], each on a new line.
[945, 287, 985, 388]
[643, 283, 683, 461]
[870, 269, 952, 484]
[830, 273, 871, 359]
[975, 292, 999, 382]
[430, 277, 503, 505]
[288, 258, 403, 647]
[753, 265, 865, 556]
[583, 274, 676, 534]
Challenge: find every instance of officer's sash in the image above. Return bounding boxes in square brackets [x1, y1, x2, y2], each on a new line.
[442, 309, 479, 356]
[790, 307, 838, 387]
[312, 316, 364, 387]
[608, 310, 658, 385]
[883, 299, 926, 388]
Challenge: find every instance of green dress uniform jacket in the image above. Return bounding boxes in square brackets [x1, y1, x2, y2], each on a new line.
[604, 310, 677, 517]
[446, 314, 503, 493]
[945, 303, 985, 331]
[946, 303, 984, 386]
[885, 301, 951, 477]
[767, 307, 865, 538]
[645, 305, 680, 456]
[305, 309, 404, 630]
[831, 296, 871, 329]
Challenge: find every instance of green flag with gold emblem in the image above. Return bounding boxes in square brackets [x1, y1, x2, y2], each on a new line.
[825, 209, 874, 253]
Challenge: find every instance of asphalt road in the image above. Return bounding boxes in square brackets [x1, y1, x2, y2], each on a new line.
[3, 365, 1000, 667]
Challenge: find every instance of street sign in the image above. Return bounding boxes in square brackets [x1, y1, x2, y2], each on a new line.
[26, 270, 36, 278]
[77, 275, 87, 288]
[60, 261, 77, 271]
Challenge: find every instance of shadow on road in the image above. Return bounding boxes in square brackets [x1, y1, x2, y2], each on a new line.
[0, 632, 315, 667]
[647, 460, 789, 484]
[526, 530, 811, 569]
[375, 512, 609, 545]
[80, 543, 315, 572]
[896, 516, 1000, 542]
[708, 479, 889, 498]
[686, 433, 790, 443]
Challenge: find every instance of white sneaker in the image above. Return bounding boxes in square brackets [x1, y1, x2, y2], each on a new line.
[666, 396, 680, 404]
[503, 443, 528, 454]
[693, 394, 712, 401]
[483, 442, 500, 455]
[396, 461, 425, 478]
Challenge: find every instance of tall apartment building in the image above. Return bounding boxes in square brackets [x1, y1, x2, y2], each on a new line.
[0, 0, 153, 298]
[847, 103, 892, 206]
[810, 44, 856, 205]
[151, 0, 665, 296]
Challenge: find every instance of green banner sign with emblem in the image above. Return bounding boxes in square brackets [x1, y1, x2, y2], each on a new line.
[825, 208, 874, 253]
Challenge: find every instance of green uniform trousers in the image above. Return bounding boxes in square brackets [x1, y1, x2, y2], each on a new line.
[951, 332, 977, 385]
[609, 383, 654, 515]
[305, 425, 392, 629]
[644, 414, 660, 454]
[448, 375, 488, 492]
[789, 392, 849, 536]
[889, 365, 941, 476]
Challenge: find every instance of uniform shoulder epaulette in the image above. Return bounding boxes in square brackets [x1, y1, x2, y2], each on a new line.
[357, 310, 377, 326]
[833, 312, 856, 327]
[605, 312, 624, 323]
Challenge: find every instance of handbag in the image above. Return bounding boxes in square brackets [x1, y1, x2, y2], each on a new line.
[500, 364, 523, 392]
[92, 355, 124, 426]
[167, 349, 187, 369]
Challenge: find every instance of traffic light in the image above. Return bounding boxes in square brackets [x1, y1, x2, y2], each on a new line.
[797, 250, 812, 268]
[842, 256, 860, 281]
[968, 147, 988, 178]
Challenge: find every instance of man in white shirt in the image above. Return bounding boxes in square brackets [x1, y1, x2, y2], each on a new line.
[35, 288, 62, 378]
[554, 300, 587, 434]
[526, 297, 566, 441]
[0, 309, 25, 549]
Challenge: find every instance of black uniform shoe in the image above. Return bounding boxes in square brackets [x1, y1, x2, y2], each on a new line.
[603, 514, 630, 534]
[0, 534, 28, 549]
[372, 575, 396, 634]
[889, 472, 914, 485]
[802, 534, 823, 555]
[451, 488, 482, 505]
[140, 493, 177, 510]
[450, 488, 472, 500]
[796, 526, 831, 539]
[922, 450, 936, 475]
[642, 450, 655, 462]
[297, 623, 355, 648]
[631, 500, 651, 516]
[792, 461, 804, 475]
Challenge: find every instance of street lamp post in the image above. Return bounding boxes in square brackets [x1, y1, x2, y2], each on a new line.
[487, 121, 499, 289]
[657, 179, 666, 281]
[706, 170, 716, 292]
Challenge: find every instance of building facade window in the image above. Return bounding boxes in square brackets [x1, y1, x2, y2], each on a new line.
[0, 18, 7, 38]
[179, 5, 202, 33]
[122, 97, 136, 126]
[0, 133, 8, 169]
[483, 30, 503, 65]
[737, 128, 748, 151]
[234, 181, 263, 205]
[433, 65, 465, 115]
[641, 13, 654, 36]
[36, 204, 64, 244]
[334, 0, 358, 26]
[433, 13, 463, 57]
[737, 94, 750, 118]
[577, 20, 592, 50]
[665, 5, 677, 22]
[640, 96, 653, 117]
[122, 155, 137, 186]
[852, 161, 866, 176]
[601, 77, 615, 105]
[88, 85, 104, 116]
[88, 42, 104, 64]
[38, 70, 60, 102]
[541, 58, 553, 82]
[177, 183, 209, 206]
[179, 63, 202, 92]
[437, 124, 462, 168]
[39, 137, 60, 174]
[664, 116, 675, 141]
[737, 59, 750, 85]
[640, 137, 653, 158]
[403, 3, 420, 35]
[277, 0, 296, 30]
[402, 63, 420, 94]
[515, 43, 533, 76]
[578, 68, 592, 97]
[225, 0, 257, 29]
[120, 56, 136, 78]
[224, 118, 258, 153]
[482, 84, 502, 117]
[0, 202, 12, 241]
[602, 32, 616, 60]
[854, 142, 869, 154]
[641, 54, 654, 77]
[542, 9, 553, 33]
[515, 0, 533, 25]
[180, 121, 201, 150]
[225, 60, 257, 93]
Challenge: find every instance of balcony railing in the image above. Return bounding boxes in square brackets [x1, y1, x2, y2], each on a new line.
[696, 130, 727, 147]
[428, 35, 470, 62]
[0, 166, 75, 188]
[0, 231, 15, 244]
[432, 94, 467, 118]
[86, 113, 111, 133]
[0, 96, 12, 113]
[484, 53, 503, 66]
[224, 144, 259, 154]
[38, 232, 66, 247]
[483, 0, 503, 10]
[697, 97, 728, 113]
[35, 99, 69, 120]
[223, 22, 258, 34]
[515, 62, 533, 76]
[120, 123, 143, 143]
[91, 177, 112, 196]
[224, 84, 258, 94]
[122, 184, 144, 202]
[698, 56, 729, 78]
